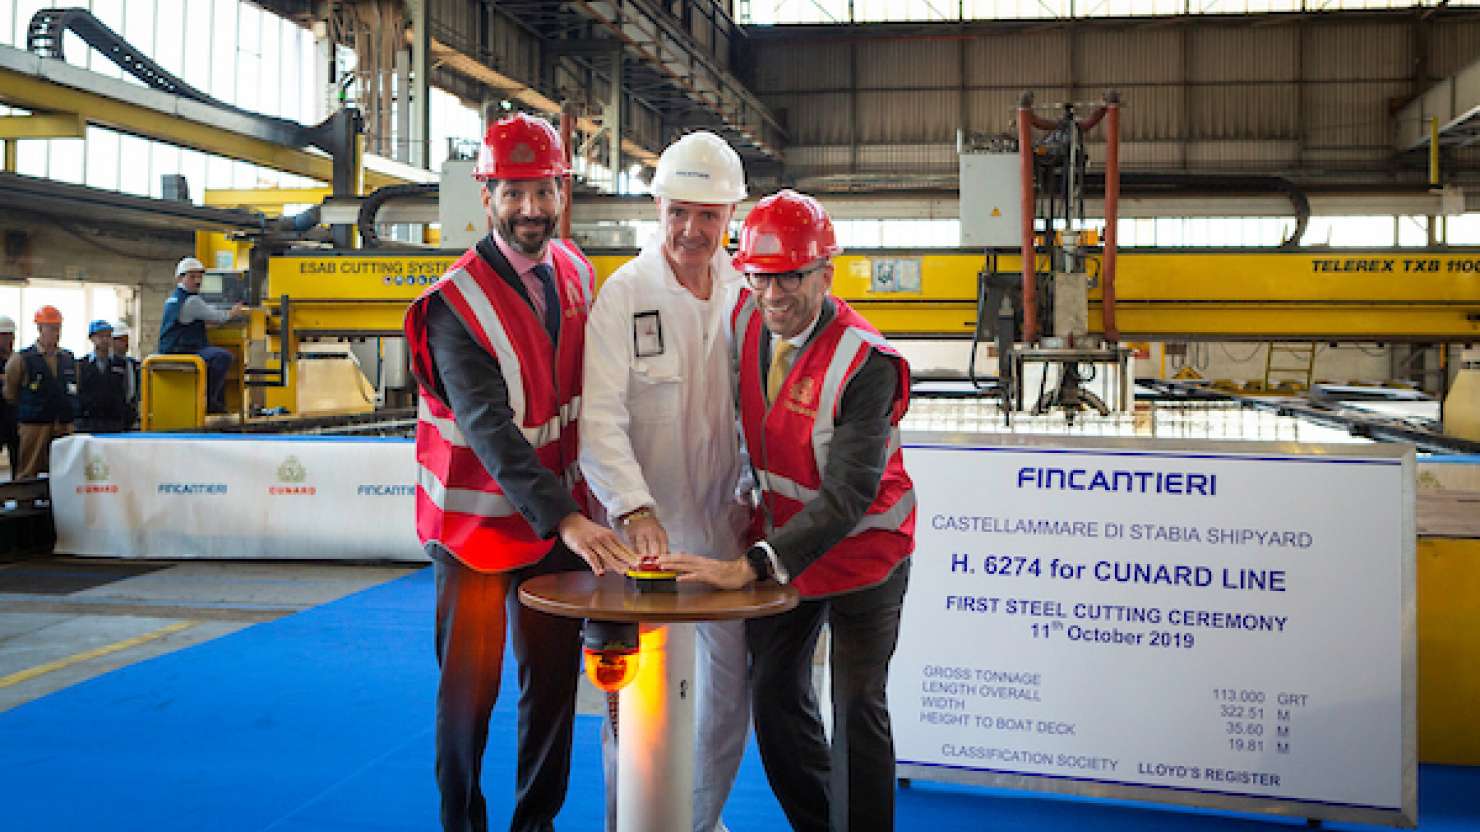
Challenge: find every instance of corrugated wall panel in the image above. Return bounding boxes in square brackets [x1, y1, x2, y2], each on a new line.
[965, 31, 1071, 87]
[856, 143, 956, 173]
[782, 145, 852, 175]
[966, 87, 1072, 134]
[856, 91, 957, 143]
[1185, 140, 1301, 167]
[428, 0, 543, 88]
[1189, 24, 1297, 83]
[1108, 87, 1184, 142]
[1304, 22, 1410, 81]
[761, 93, 854, 145]
[1428, 21, 1480, 78]
[856, 39, 962, 90]
[1077, 29, 1184, 86]
[1303, 80, 1408, 149]
[1192, 85, 1299, 139]
[752, 41, 851, 92]
[1104, 141, 1186, 169]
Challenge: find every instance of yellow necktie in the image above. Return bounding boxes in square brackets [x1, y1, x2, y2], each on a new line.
[767, 340, 795, 403]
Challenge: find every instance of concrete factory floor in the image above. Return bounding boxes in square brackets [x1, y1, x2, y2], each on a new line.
[0, 557, 420, 713]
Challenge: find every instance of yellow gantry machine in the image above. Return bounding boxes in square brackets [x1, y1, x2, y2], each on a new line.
[180, 244, 1475, 427]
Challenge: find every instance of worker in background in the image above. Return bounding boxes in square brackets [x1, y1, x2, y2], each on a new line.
[3, 306, 79, 480]
[111, 322, 140, 429]
[662, 190, 918, 832]
[403, 112, 635, 832]
[158, 257, 245, 413]
[578, 131, 752, 832]
[77, 320, 132, 434]
[0, 316, 18, 476]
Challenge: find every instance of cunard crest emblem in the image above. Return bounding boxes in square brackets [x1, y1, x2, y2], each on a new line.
[277, 455, 307, 483]
[790, 377, 817, 406]
[510, 142, 536, 164]
[84, 455, 110, 482]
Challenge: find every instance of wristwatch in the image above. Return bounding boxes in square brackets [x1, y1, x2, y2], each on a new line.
[745, 544, 772, 582]
[619, 506, 656, 527]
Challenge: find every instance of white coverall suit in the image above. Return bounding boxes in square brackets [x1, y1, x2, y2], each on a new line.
[579, 235, 752, 832]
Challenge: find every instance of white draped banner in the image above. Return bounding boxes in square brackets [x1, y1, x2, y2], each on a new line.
[50, 434, 426, 561]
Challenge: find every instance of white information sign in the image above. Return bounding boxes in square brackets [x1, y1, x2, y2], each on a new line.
[889, 435, 1415, 827]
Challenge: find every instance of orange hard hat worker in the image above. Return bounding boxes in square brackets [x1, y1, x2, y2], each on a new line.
[732, 189, 842, 274]
[33, 305, 63, 325]
[473, 112, 569, 181]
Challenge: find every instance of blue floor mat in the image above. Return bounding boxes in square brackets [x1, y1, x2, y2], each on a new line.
[0, 567, 1472, 831]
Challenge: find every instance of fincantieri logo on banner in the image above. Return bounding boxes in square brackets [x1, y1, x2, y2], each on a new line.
[269, 455, 317, 496]
[77, 455, 119, 494]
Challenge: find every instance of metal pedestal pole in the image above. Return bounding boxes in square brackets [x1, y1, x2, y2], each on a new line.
[616, 622, 696, 832]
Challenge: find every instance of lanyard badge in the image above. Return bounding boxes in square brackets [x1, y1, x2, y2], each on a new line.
[633, 310, 664, 357]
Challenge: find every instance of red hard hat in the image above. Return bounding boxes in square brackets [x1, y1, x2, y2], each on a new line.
[33, 305, 63, 325]
[732, 189, 841, 274]
[474, 113, 569, 181]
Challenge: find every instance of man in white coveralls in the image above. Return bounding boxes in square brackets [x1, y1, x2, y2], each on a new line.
[579, 130, 753, 832]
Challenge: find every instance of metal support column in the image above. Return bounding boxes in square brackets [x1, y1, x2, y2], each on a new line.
[607, 52, 624, 192]
[409, 0, 430, 169]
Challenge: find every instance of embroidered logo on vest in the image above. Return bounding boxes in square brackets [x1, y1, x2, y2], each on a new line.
[785, 376, 818, 417]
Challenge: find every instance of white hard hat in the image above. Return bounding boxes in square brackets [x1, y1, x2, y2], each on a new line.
[650, 131, 746, 204]
[175, 256, 206, 276]
[0, 316, 14, 335]
[112, 321, 131, 338]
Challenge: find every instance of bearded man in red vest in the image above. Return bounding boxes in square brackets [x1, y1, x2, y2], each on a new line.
[405, 112, 636, 832]
[663, 189, 917, 832]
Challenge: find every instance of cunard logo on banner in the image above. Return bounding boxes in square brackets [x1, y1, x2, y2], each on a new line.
[76, 455, 118, 494]
[268, 455, 317, 496]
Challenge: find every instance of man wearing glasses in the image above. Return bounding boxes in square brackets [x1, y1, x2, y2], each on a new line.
[662, 189, 917, 832]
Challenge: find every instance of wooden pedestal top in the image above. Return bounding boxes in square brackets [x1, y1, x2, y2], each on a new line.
[519, 572, 799, 623]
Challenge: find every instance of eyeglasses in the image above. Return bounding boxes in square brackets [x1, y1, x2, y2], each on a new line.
[744, 265, 824, 293]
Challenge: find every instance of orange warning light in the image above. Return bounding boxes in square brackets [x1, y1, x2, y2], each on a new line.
[582, 619, 640, 693]
[584, 647, 639, 693]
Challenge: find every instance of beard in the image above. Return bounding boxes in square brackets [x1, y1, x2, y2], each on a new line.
[499, 215, 557, 256]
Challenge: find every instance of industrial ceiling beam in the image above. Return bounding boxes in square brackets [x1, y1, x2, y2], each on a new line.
[0, 111, 86, 139]
[0, 45, 427, 190]
[426, 36, 660, 166]
[568, 0, 785, 157]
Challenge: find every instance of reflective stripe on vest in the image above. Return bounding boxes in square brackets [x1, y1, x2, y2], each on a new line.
[418, 465, 517, 517]
[418, 393, 580, 450]
[552, 239, 595, 306]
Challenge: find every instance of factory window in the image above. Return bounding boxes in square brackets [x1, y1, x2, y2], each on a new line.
[0, 282, 127, 358]
[1442, 214, 1480, 245]
[0, 0, 324, 201]
[430, 88, 483, 173]
[1304, 215, 1396, 248]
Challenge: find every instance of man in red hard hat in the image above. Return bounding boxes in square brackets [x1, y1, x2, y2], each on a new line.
[2, 306, 79, 479]
[663, 189, 917, 832]
[404, 111, 635, 832]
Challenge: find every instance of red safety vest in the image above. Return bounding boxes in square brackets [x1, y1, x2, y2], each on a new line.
[732, 293, 916, 597]
[405, 239, 594, 572]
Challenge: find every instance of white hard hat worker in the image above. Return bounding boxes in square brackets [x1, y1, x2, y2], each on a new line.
[649, 131, 746, 204]
[111, 321, 130, 339]
[0, 315, 14, 335]
[649, 131, 747, 279]
[175, 257, 205, 277]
